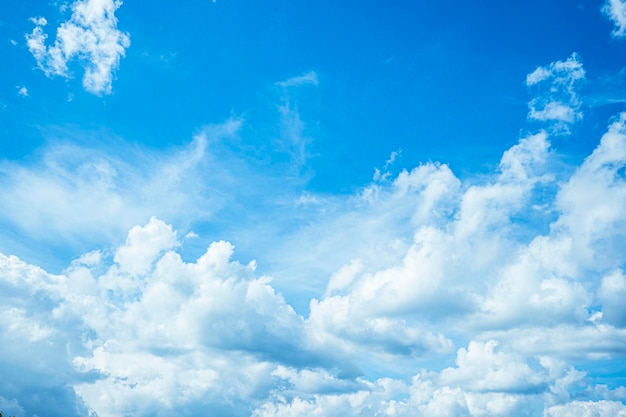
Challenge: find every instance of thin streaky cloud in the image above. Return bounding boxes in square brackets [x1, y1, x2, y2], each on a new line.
[276, 70, 319, 87]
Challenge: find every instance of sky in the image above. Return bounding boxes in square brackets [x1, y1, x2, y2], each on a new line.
[1, 0, 626, 416]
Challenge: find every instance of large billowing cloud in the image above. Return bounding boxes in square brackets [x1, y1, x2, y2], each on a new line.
[1, 60, 625, 416]
[25, 0, 130, 95]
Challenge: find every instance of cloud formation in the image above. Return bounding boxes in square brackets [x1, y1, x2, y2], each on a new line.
[25, 0, 130, 95]
[603, 0, 626, 37]
[16, 86, 28, 97]
[1, 106, 626, 416]
[2, 49, 626, 417]
[0, 122, 242, 255]
[526, 53, 585, 133]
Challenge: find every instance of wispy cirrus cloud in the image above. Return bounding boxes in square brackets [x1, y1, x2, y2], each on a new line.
[0, 120, 242, 258]
[276, 70, 319, 88]
[25, 0, 130, 95]
[272, 71, 319, 172]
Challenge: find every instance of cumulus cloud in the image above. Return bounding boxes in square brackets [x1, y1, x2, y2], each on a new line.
[254, 342, 617, 417]
[113, 217, 179, 275]
[1, 220, 321, 417]
[603, 0, 626, 37]
[526, 53, 585, 133]
[256, 110, 625, 414]
[438, 340, 549, 394]
[2, 123, 626, 416]
[25, 0, 130, 95]
[2, 61, 626, 417]
[0, 254, 93, 417]
[306, 130, 554, 358]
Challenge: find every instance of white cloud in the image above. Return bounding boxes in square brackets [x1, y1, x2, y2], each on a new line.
[439, 340, 548, 394]
[293, 192, 321, 206]
[271, 72, 320, 172]
[113, 216, 179, 275]
[253, 340, 619, 417]
[529, 101, 578, 122]
[184, 230, 199, 239]
[472, 114, 626, 334]
[373, 149, 402, 182]
[306, 131, 553, 355]
[2, 76, 626, 417]
[526, 54, 585, 133]
[276, 101, 312, 169]
[25, 0, 130, 95]
[16, 86, 28, 97]
[324, 258, 363, 296]
[1, 219, 324, 417]
[545, 400, 626, 417]
[277, 70, 319, 87]
[3, 121, 626, 415]
[603, 0, 626, 37]
[0, 254, 91, 417]
[0, 121, 240, 254]
[553, 112, 626, 271]
[479, 325, 626, 361]
[598, 270, 626, 326]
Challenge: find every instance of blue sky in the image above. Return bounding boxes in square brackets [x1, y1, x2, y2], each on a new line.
[1, 0, 626, 416]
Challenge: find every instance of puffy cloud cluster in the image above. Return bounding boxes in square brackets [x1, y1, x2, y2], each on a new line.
[25, 0, 130, 95]
[526, 54, 585, 133]
[254, 340, 626, 417]
[1, 218, 317, 417]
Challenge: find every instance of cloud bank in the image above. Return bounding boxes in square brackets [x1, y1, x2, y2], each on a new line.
[2, 107, 626, 417]
[2, 46, 626, 417]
